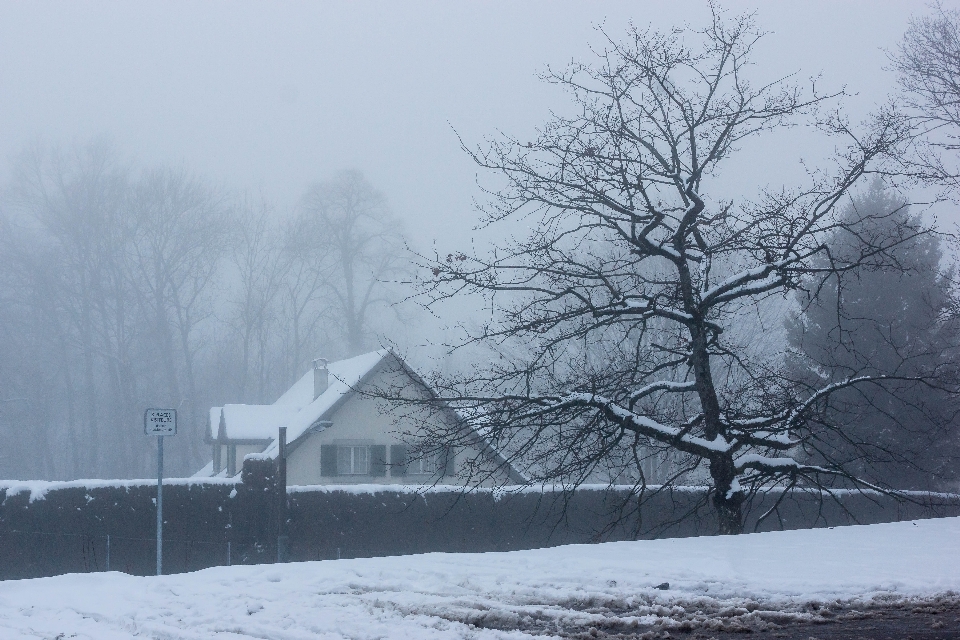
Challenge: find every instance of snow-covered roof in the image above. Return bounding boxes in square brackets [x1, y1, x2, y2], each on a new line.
[214, 350, 390, 445]
[259, 350, 389, 457]
[220, 404, 303, 441]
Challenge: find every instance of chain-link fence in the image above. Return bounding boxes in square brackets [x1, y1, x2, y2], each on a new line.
[0, 529, 422, 579]
[0, 529, 241, 578]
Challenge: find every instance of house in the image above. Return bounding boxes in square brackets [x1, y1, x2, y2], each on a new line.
[203, 350, 524, 485]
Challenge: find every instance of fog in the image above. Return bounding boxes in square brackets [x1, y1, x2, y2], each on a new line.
[0, 1, 956, 481]
[0, 2, 937, 233]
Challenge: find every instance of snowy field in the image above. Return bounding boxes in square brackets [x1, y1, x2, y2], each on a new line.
[1, 517, 959, 639]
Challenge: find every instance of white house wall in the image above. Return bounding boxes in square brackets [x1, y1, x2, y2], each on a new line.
[286, 365, 512, 486]
[209, 356, 517, 486]
[287, 373, 433, 484]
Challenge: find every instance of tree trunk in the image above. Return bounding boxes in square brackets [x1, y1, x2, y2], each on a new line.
[342, 252, 363, 356]
[710, 455, 744, 535]
[78, 281, 101, 474]
[157, 305, 181, 404]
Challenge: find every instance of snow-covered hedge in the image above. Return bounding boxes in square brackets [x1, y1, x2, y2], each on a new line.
[0, 477, 236, 578]
[2, 456, 958, 579]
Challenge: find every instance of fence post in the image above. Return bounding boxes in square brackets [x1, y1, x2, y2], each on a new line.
[106, 534, 110, 572]
[227, 540, 231, 566]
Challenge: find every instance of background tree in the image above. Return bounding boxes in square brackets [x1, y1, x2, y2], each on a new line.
[0, 145, 419, 478]
[128, 167, 229, 464]
[299, 170, 408, 357]
[273, 209, 335, 385]
[224, 198, 290, 403]
[787, 182, 960, 489]
[0, 142, 231, 478]
[413, 12, 934, 535]
[2, 140, 133, 476]
[893, 3, 960, 188]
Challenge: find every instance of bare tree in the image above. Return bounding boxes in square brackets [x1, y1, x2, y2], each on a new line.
[0, 143, 231, 478]
[274, 212, 334, 386]
[3, 140, 133, 476]
[299, 170, 407, 357]
[414, 12, 934, 534]
[893, 3, 960, 187]
[129, 167, 229, 464]
[225, 198, 290, 402]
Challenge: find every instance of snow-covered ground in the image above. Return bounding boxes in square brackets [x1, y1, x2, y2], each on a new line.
[1, 517, 959, 639]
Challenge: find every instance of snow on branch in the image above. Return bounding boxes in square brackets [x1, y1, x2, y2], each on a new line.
[628, 379, 697, 403]
[555, 392, 733, 455]
[700, 260, 790, 308]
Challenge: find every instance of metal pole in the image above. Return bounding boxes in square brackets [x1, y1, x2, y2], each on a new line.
[277, 427, 288, 563]
[157, 434, 163, 576]
[106, 534, 110, 572]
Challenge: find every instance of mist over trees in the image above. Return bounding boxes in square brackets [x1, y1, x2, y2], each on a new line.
[0, 142, 412, 479]
[299, 171, 409, 357]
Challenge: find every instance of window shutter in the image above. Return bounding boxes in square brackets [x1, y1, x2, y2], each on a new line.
[370, 445, 387, 477]
[390, 444, 408, 476]
[320, 444, 338, 476]
[442, 447, 456, 477]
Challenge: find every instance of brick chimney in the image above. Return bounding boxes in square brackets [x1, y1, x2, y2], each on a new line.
[313, 358, 329, 400]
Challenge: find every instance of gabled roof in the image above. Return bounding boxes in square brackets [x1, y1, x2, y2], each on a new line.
[259, 349, 389, 458]
[208, 349, 527, 484]
[210, 350, 389, 444]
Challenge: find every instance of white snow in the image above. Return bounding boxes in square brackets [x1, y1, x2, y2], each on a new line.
[191, 460, 214, 478]
[274, 350, 388, 410]
[0, 477, 238, 503]
[4, 478, 953, 504]
[219, 403, 302, 440]
[207, 406, 222, 439]
[1, 517, 959, 639]
[562, 392, 733, 453]
[700, 260, 788, 306]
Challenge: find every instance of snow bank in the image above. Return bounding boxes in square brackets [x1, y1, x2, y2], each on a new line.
[1, 516, 958, 639]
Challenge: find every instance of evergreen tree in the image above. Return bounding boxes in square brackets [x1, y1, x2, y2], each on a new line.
[787, 183, 960, 489]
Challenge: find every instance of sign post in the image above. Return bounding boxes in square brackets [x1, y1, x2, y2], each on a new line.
[144, 408, 176, 576]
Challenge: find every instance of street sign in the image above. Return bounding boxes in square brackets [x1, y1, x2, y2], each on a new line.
[143, 408, 176, 575]
[144, 408, 177, 436]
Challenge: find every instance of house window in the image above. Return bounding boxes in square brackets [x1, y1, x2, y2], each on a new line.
[410, 454, 437, 475]
[337, 445, 370, 475]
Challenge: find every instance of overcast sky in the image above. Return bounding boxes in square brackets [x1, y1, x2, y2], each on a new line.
[1, 1, 956, 247]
